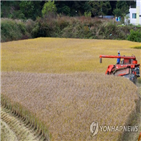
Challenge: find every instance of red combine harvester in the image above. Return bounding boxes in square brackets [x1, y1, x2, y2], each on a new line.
[99, 55, 140, 83]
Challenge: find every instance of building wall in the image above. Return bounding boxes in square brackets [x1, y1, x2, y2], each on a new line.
[129, 0, 141, 25]
[137, 0, 141, 24]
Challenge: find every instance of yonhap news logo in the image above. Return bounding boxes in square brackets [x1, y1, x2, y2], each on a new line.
[90, 121, 138, 136]
[90, 122, 99, 136]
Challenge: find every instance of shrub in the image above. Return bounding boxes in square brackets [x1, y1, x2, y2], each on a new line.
[25, 19, 35, 33]
[2, 17, 141, 42]
[84, 11, 91, 17]
[1, 19, 31, 42]
[1, 19, 22, 42]
[57, 17, 69, 30]
[31, 17, 57, 38]
[127, 29, 141, 42]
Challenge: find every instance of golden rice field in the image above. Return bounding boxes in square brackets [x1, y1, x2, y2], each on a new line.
[1, 38, 141, 141]
[1, 72, 139, 141]
[2, 38, 141, 73]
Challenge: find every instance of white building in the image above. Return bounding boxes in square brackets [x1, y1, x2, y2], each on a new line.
[129, 0, 141, 25]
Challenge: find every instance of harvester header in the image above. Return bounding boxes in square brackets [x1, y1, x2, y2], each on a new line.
[99, 55, 138, 64]
[99, 55, 136, 59]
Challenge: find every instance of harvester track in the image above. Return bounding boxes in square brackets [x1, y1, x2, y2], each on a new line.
[1, 107, 45, 141]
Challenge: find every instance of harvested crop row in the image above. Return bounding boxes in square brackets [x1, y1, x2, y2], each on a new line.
[1, 117, 18, 141]
[1, 107, 46, 141]
[1, 72, 139, 141]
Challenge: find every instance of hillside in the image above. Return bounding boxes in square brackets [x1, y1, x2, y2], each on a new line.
[1, 38, 141, 141]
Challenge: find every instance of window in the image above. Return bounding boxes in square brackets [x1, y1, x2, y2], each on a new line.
[132, 13, 136, 19]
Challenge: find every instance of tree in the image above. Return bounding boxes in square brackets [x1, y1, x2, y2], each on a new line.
[20, 1, 42, 20]
[127, 1, 136, 8]
[89, 1, 111, 17]
[55, 1, 86, 16]
[20, 1, 34, 18]
[109, 1, 117, 15]
[113, 1, 129, 17]
[0, 0, 15, 5]
[55, 2, 70, 16]
[113, 8, 122, 17]
[72, 1, 85, 16]
[42, 1, 57, 17]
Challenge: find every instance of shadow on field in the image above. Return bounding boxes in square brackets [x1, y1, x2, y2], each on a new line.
[133, 46, 141, 49]
[121, 80, 141, 141]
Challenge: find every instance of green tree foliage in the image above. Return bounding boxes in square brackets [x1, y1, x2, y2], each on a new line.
[56, 2, 70, 16]
[113, 1, 129, 17]
[20, 1, 42, 20]
[1, 1, 136, 19]
[113, 8, 122, 17]
[127, 1, 136, 8]
[89, 1, 111, 17]
[19, 1, 34, 18]
[0, 0, 16, 5]
[42, 1, 57, 17]
[72, 1, 85, 16]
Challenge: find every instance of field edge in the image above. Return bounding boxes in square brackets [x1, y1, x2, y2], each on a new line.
[1, 94, 51, 141]
[119, 90, 141, 141]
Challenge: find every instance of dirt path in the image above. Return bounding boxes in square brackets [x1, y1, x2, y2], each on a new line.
[1, 107, 45, 141]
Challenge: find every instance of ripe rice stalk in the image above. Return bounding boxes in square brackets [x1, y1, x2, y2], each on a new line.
[1, 72, 140, 141]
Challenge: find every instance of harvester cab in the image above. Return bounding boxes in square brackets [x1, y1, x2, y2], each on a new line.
[99, 55, 140, 83]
